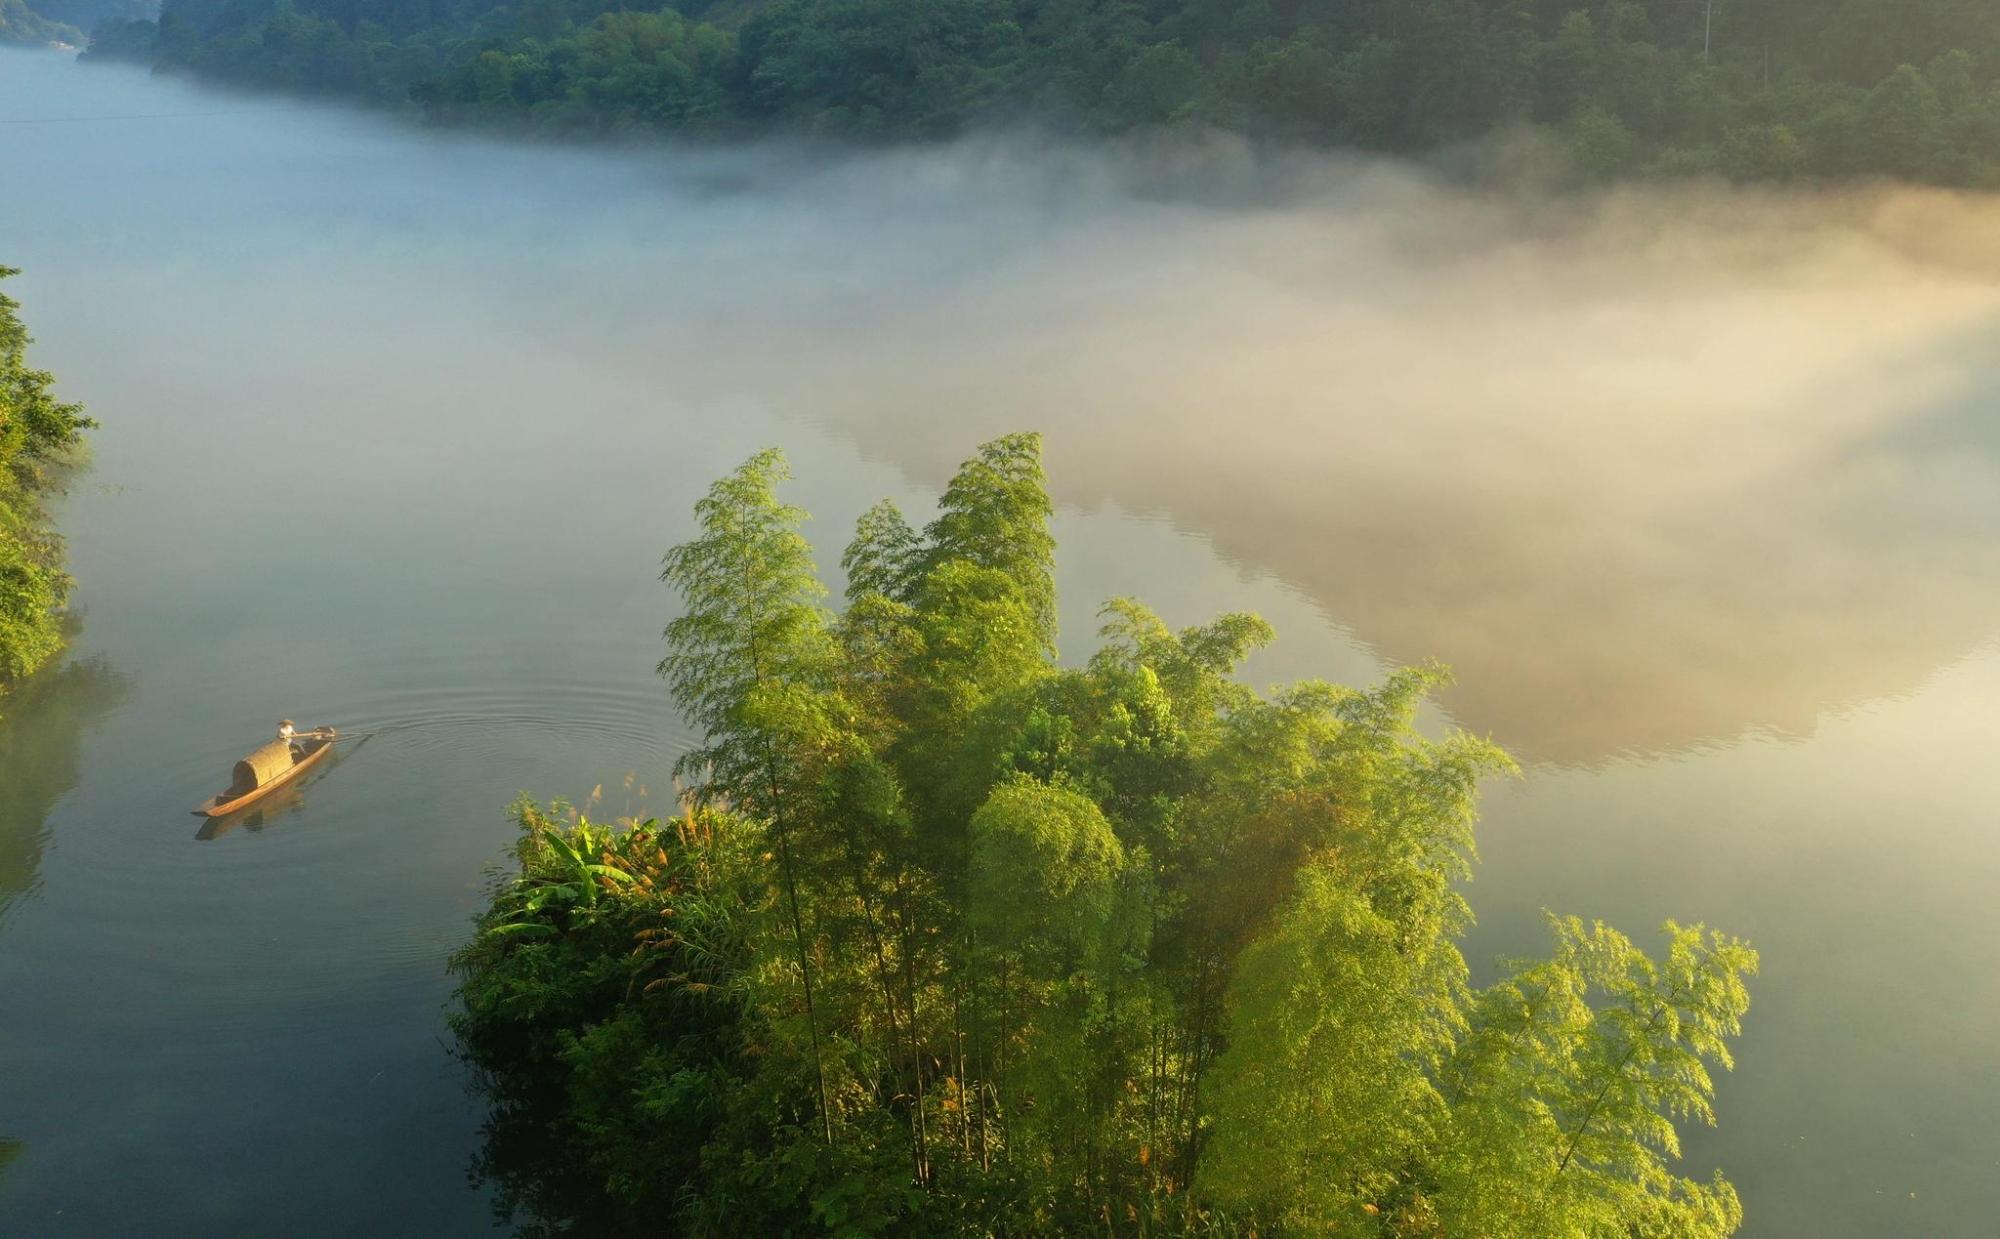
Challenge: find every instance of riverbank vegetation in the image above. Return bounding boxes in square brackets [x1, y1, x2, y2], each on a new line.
[451, 434, 1758, 1234]
[0, 269, 92, 704]
[77, 0, 2000, 184]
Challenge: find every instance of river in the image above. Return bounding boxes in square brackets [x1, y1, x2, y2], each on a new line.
[3, 48, 1998, 1236]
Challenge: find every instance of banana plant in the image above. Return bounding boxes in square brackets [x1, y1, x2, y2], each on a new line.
[489, 815, 640, 938]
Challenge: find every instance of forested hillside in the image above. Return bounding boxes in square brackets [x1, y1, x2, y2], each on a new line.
[86, 0, 2000, 181]
[451, 435, 1760, 1234]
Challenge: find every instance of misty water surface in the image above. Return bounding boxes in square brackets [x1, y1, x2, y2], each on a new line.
[3, 48, 1999, 1236]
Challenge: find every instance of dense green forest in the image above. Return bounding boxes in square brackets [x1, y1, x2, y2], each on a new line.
[452, 434, 1758, 1234]
[80, 0, 2000, 181]
[0, 270, 92, 708]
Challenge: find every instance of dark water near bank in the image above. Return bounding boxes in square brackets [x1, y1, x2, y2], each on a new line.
[4, 49, 2000, 1236]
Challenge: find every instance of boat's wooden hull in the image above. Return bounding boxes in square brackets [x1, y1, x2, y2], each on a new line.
[192, 732, 335, 817]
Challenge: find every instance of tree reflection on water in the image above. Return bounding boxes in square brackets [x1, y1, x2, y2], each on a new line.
[0, 653, 130, 925]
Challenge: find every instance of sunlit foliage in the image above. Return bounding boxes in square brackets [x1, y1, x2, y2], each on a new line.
[0, 268, 92, 702]
[452, 434, 1757, 1234]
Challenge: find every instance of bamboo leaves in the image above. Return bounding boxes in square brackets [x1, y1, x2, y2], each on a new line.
[455, 434, 1759, 1234]
[659, 446, 845, 1141]
[1430, 918, 1759, 1237]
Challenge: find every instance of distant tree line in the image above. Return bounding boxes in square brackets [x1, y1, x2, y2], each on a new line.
[2, 0, 83, 47]
[0, 269, 93, 707]
[79, 0, 2000, 181]
[450, 435, 1759, 1235]
[3, 0, 149, 46]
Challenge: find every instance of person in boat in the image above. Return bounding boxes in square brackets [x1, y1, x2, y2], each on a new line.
[278, 719, 302, 758]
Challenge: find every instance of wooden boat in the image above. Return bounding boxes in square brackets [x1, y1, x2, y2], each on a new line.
[192, 727, 337, 817]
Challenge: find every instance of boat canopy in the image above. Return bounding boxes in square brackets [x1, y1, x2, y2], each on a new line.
[230, 739, 297, 794]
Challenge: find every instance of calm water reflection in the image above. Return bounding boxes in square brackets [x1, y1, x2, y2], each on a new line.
[2, 47, 1998, 1237]
[0, 651, 127, 1197]
[0, 653, 129, 925]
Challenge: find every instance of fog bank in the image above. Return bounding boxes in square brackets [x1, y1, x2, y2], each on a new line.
[604, 157, 2000, 763]
[9, 50, 2000, 764]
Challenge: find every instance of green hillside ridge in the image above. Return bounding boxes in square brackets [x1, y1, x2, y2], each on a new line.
[80, 0, 2000, 184]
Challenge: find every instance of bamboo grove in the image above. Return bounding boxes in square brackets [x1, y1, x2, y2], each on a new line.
[450, 434, 1758, 1235]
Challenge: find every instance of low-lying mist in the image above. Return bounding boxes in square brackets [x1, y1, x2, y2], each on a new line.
[600, 152, 2000, 764]
[12, 50, 2000, 765]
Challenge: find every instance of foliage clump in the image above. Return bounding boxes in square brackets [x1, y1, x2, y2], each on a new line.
[0, 268, 92, 703]
[452, 434, 1757, 1235]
